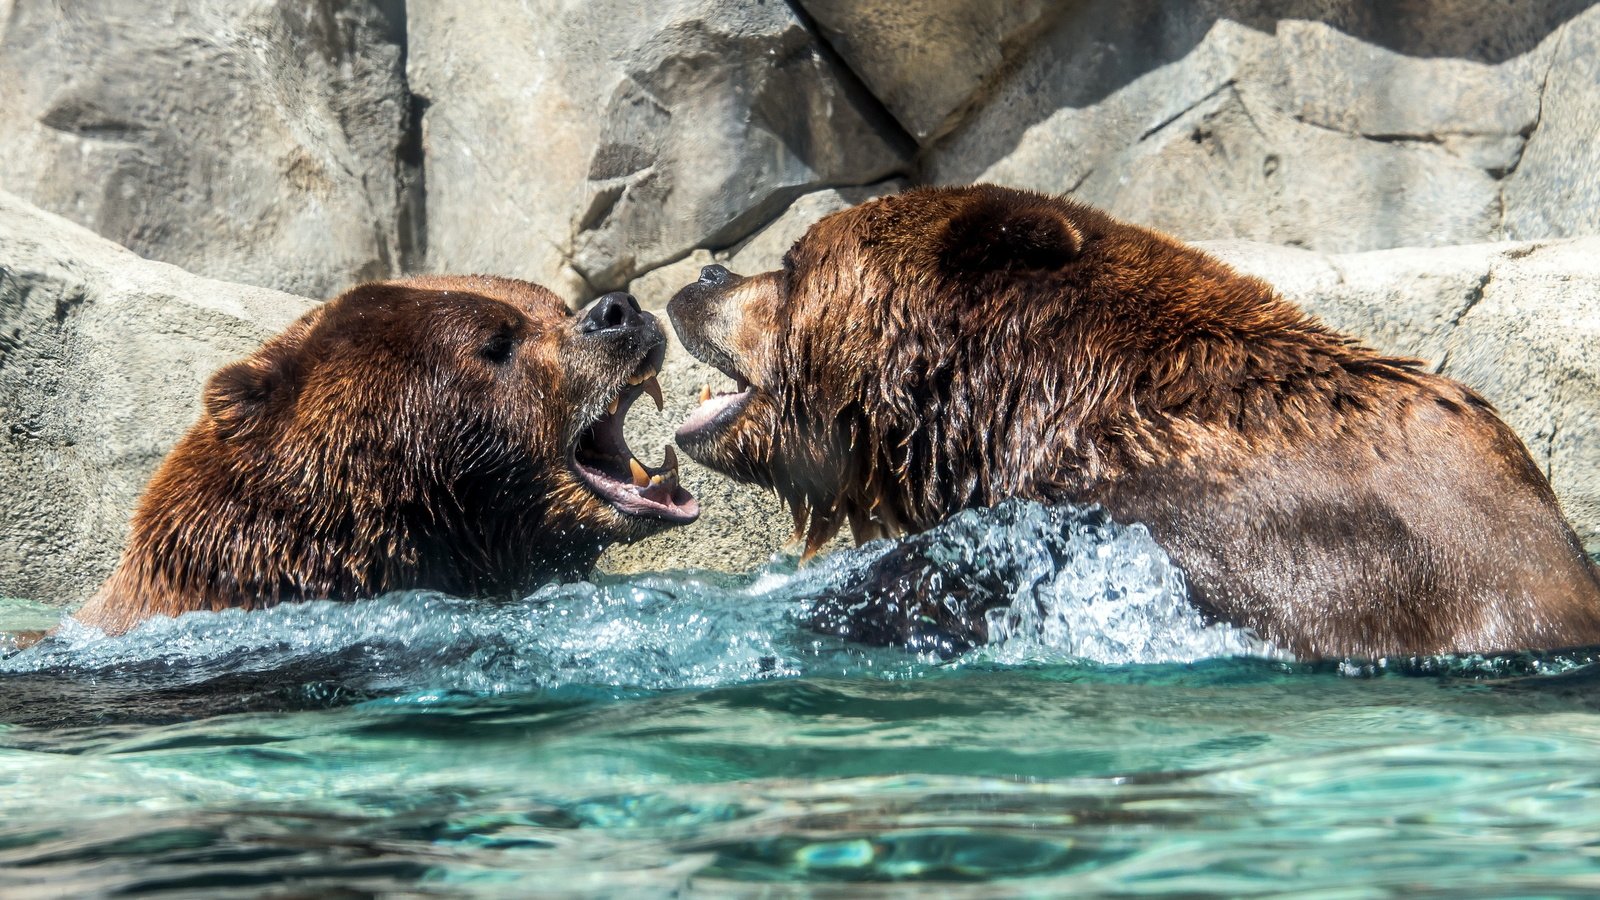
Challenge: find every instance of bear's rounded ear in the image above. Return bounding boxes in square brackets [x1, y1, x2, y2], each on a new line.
[937, 192, 1082, 274]
[203, 350, 298, 439]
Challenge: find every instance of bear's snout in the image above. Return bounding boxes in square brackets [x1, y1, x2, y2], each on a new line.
[579, 291, 666, 364]
[666, 273, 746, 382]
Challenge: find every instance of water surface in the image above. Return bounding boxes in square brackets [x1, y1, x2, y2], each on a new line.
[4, 502, 1600, 896]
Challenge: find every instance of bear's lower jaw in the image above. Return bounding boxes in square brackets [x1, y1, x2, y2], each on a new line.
[571, 378, 698, 525]
[676, 386, 752, 443]
[572, 450, 699, 524]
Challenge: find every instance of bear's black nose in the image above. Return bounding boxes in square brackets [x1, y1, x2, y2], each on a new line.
[699, 264, 732, 286]
[582, 292, 643, 333]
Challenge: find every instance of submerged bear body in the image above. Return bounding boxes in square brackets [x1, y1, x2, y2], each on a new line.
[75, 276, 695, 636]
[668, 185, 1600, 659]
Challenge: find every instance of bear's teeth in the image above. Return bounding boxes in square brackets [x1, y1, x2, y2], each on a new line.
[641, 375, 664, 411]
[629, 458, 650, 488]
[627, 364, 658, 386]
[699, 383, 713, 404]
[607, 394, 620, 416]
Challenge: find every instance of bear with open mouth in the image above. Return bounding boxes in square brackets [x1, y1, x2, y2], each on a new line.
[73, 275, 696, 636]
[667, 184, 1600, 660]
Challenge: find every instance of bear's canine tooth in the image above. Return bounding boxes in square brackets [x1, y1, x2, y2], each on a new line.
[629, 458, 650, 488]
[641, 375, 664, 410]
[699, 383, 713, 404]
[607, 394, 620, 416]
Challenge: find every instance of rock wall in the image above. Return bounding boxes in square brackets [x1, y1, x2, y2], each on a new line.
[0, 0, 417, 299]
[409, 0, 908, 302]
[3, 2, 1595, 302]
[923, 1, 1600, 253]
[0, 192, 317, 606]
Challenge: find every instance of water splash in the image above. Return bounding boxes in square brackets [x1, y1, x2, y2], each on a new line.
[0, 501, 1277, 698]
[949, 500, 1272, 666]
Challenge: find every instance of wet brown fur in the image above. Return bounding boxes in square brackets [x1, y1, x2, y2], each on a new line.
[75, 275, 672, 636]
[669, 185, 1600, 659]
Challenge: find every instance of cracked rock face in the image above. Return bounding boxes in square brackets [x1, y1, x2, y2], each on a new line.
[409, 0, 906, 301]
[0, 0, 415, 299]
[0, 191, 318, 606]
[925, 1, 1599, 253]
[796, 0, 1059, 144]
[1504, 6, 1600, 240]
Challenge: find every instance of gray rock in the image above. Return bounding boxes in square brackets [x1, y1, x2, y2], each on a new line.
[1063, 76, 1503, 252]
[1206, 237, 1600, 554]
[629, 251, 715, 313]
[0, 191, 318, 607]
[0, 0, 415, 299]
[1275, 18, 1548, 144]
[927, 3, 1597, 251]
[797, 0, 1057, 143]
[410, 0, 906, 303]
[1505, 5, 1600, 240]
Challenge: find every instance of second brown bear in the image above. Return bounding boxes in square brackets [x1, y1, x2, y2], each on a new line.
[668, 185, 1600, 659]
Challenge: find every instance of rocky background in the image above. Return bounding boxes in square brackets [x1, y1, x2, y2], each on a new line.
[2, 1, 1598, 607]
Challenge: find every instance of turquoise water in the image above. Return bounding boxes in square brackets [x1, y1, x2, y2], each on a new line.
[5, 502, 1600, 897]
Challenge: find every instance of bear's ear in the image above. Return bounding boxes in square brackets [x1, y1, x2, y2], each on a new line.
[937, 192, 1081, 274]
[203, 350, 298, 439]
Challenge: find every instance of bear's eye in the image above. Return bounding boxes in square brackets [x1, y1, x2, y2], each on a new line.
[479, 327, 517, 364]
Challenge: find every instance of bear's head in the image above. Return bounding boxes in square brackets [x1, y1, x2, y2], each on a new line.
[668, 185, 1104, 552]
[187, 275, 696, 598]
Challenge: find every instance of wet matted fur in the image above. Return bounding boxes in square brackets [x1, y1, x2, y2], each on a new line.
[76, 276, 688, 635]
[668, 185, 1600, 659]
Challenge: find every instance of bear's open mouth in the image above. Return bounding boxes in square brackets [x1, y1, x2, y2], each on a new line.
[676, 362, 754, 442]
[572, 349, 699, 524]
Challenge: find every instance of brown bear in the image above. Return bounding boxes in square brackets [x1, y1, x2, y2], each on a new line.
[72, 275, 696, 636]
[667, 184, 1600, 659]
